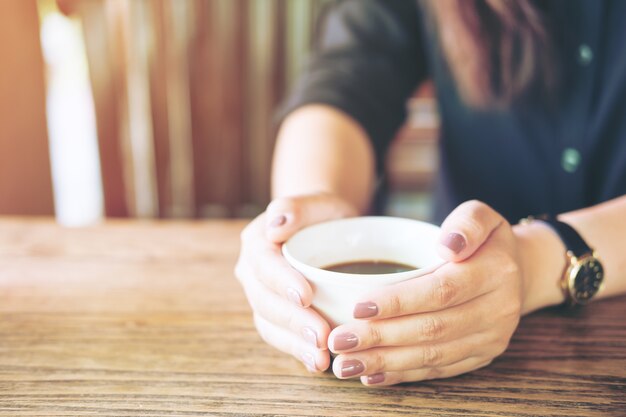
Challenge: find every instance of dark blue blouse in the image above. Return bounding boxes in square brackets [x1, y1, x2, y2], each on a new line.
[281, 0, 626, 224]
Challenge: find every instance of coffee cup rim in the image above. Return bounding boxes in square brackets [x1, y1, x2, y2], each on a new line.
[282, 216, 445, 285]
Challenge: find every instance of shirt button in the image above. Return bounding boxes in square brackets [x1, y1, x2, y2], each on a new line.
[561, 147, 581, 173]
[578, 44, 593, 66]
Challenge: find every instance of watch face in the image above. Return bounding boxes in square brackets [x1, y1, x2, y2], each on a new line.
[572, 258, 604, 303]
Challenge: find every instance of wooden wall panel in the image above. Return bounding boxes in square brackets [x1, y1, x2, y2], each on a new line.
[120, 0, 159, 218]
[79, 0, 130, 217]
[76, 0, 325, 218]
[188, 0, 248, 218]
[244, 0, 283, 214]
[156, 0, 195, 218]
[0, 0, 54, 215]
[0, 0, 327, 218]
[146, 0, 173, 217]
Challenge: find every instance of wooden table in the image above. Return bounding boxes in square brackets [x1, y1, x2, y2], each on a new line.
[0, 218, 624, 416]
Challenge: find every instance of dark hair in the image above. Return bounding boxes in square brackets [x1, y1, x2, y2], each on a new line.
[426, 0, 555, 107]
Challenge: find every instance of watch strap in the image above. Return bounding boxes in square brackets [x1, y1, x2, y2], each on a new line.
[535, 215, 592, 258]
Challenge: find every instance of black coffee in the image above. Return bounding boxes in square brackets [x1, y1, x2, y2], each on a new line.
[322, 260, 417, 274]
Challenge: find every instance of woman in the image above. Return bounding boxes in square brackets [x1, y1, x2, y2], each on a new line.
[235, 0, 626, 386]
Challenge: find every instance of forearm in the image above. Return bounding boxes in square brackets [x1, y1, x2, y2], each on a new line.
[271, 105, 376, 213]
[515, 195, 626, 314]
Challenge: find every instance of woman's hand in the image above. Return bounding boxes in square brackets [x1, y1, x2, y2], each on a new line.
[328, 200, 525, 386]
[235, 192, 358, 373]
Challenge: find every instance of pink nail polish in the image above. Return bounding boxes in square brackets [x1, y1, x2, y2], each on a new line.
[366, 373, 385, 385]
[340, 359, 364, 378]
[301, 352, 317, 371]
[441, 232, 466, 254]
[287, 288, 303, 307]
[270, 214, 287, 228]
[333, 332, 358, 351]
[353, 301, 378, 319]
[301, 327, 318, 348]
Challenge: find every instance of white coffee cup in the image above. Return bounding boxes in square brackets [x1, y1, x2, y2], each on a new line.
[282, 216, 445, 327]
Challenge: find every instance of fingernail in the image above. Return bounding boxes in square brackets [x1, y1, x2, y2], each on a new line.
[301, 352, 317, 371]
[441, 232, 466, 254]
[301, 327, 318, 348]
[340, 359, 365, 377]
[287, 288, 303, 307]
[333, 332, 359, 351]
[353, 301, 378, 319]
[366, 373, 385, 385]
[270, 214, 287, 228]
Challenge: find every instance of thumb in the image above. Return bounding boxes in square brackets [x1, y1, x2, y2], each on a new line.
[437, 200, 504, 262]
[265, 192, 358, 244]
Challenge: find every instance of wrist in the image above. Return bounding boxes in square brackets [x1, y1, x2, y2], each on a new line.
[513, 220, 567, 314]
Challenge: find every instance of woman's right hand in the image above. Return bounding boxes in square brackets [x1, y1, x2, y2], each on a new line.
[235, 192, 358, 373]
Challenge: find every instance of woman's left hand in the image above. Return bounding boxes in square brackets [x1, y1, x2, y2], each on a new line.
[328, 200, 525, 386]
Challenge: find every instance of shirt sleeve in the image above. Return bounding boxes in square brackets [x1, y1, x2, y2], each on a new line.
[278, 0, 429, 166]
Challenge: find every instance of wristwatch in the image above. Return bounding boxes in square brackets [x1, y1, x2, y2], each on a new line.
[521, 215, 605, 306]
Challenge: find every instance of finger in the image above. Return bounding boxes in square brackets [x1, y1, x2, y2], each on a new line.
[254, 313, 331, 373]
[238, 215, 314, 307]
[352, 262, 493, 319]
[438, 200, 505, 262]
[360, 356, 492, 386]
[264, 193, 357, 244]
[252, 244, 315, 308]
[330, 295, 496, 353]
[331, 333, 488, 379]
[241, 271, 331, 349]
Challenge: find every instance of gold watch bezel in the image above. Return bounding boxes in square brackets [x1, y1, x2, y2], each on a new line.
[562, 251, 604, 306]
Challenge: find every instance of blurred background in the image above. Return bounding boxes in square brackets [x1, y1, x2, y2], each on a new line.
[0, 0, 439, 226]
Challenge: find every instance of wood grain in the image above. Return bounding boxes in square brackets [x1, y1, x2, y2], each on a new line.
[0, 218, 624, 416]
